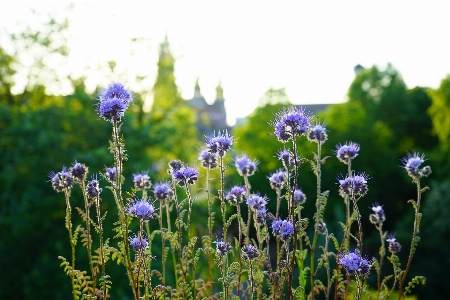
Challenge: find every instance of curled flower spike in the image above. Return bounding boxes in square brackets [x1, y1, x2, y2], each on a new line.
[276, 148, 294, 168]
[242, 245, 259, 261]
[335, 141, 360, 164]
[70, 160, 89, 182]
[307, 121, 328, 143]
[339, 249, 372, 276]
[153, 182, 172, 201]
[338, 173, 369, 198]
[386, 233, 401, 254]
[272, 218, 295, 241]
[48, 166, 74, 192]
[129, 233, 149, 251]
[86, 176, 102, 199]
[213, 240, 232, 257]
[225, 186, 246, 204]
[96, 82, 133, 122]
[198, 149, 218, 169]
[132, 171, 151, 190]
[206, 130, 234, 157]
[271, 106, 313, 142]
[172, 166, 199, 186]
[268, 169, 286, 190]
[127, 198, 155, 220]
[105, 166, 116, 182]
[235, 154, 259, 177]
[246, 194, 268, 211]
[293, 189, 306, 206]
[369, 202, 385, 224]
[401, 152, 431, 180]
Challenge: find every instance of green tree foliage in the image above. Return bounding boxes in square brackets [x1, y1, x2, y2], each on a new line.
[0, 47, 15, 104]
[428, 75, 450, 151]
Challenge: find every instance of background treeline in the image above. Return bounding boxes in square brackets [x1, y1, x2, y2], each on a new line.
[1, 16, 450, 300]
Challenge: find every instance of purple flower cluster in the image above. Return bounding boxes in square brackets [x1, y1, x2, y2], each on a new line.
[172, 166, 199, 187]
[307, 122, 328, 143]
[339, 249, 371, 276]
[96, 82, 133, 122]
[271, 106, 312, 142]
[386, 233, 401, 254]
[167, 160, 183, 175]
[129, 234, 149, 251]
[235, 155, 258, 177]
[276, 148, 293, 168]
[369, 202, 386, 224]
[401, 152, 432, 180]
[153, 182, 172, 201]
[338, 173, 369, 197]
[132, 172, 151, 190]
[246, 194, 268, 211]
[293, 189, 306, 206]
[241, 245, 259, 261]
[127, 199, 155, 220]
[70, 161, 88, 182]
[335, 142, 360, 164]
[272, 218, 295, 241]
[225, 186, 246, 204]
[206, 131, 234, 157]
[105, 166, 117, 182]
[48, 166, 74, 192]
[86, 176, 102, 199]
[213, 240, 232, 257]
[268, 169, 286, 190]
[198, 149, 218, 169]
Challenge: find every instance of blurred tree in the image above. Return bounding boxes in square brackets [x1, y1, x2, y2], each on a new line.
[0, 47, 15, 104]
[257, 87, 290, 107]
[428, 75, 450, 151]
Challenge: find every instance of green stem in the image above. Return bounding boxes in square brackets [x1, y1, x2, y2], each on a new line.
[64, 190, 77, 300]
[95, 194, 107, 300]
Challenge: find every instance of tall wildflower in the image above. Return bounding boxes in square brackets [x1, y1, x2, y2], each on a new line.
[401, 152, 432, 180]
[235, 154, 259, 177]
[271, 106, 312, 142]
[132, 171, 152, 190]
[307, 121, 328, 143]
[96, 82, 133, 122]
[198, 149, 218, 169]
[335, 141, 360, 164]
[206, 130, 234, 157]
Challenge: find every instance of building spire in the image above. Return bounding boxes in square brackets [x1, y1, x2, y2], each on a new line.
[215, 81, 224, 100]
[194, 77, 201, 97]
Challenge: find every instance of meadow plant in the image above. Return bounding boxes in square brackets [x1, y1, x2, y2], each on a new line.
[51, 82, 431, 299]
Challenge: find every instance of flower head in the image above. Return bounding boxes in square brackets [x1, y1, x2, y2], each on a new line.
[198, 149, 218, 169]
[86, 176, 102, 199]
[255, 208, 268, 224]
[48, 166, 74, 192]
[70, 160, 89, 182]
[172, 166, 199, 187]
[129, 234, 149, 251]
[246, 194, 268, 211]
[268, 169, 286, 190]
[127, 198, 155, 220]
[105, 167, 116, 182]
[167, 160, 183, 175]
[293, 189, 307, 206]
[276, 148, 294, 168]
[153, 182, 172, 201]
[97, 82, 133, 122]
[242, 245, 259, 261]
[401, 152, 431, 180]
[271, 106, 313, 142]
[272, 218, 295, 241]
[206, 131, 234, 157]
[225, 186, 246, 204]
[132, 171, 151, 190]
[386, 233, 401, 254]
[213, 240, 232, 257]
[307, 122, 328, 143]
[339, 249, 372, 276]
[316, 220, 327, 234]
[369, 202, 385, 224]
[335, 142, 360, 164]
[235, 155, 258, 177]
[338, 173, 369, 198]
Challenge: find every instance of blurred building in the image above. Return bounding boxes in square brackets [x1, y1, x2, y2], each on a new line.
[186, 79, 230, 136]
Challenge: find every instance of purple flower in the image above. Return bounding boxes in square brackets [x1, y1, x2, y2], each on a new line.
[386, 233, 401, 254]
[225, 186, 246, 204]
[96, 82, 133, 122]
[167, 160, 183, 175]
[272, 218, 294, 241]
[307, 122, 328, 143]
[198, 149, 218, 169]
[242, 245, 259, 260]
[86, 176, 102, 199]
[369, 202, 385, 224]
[132, 171, 151, 190]
[293, 189, 306, 205]
[213, 240, 232, 257]
[129, 234, 149, 251]
[172, 166, 199, 186]
[105, 166, 116, 182]
[338, 173, 369, 197]
[48, 166, 74, 192]
[153, 182, 172, 201]
[246, 194, 268, 210]
[335, 142, 360, 164]
[255, 209, 268, 224]
[235, 155, 258, 177]
[276, 148, 293, 168]
[127, 199, 155, 220]
[268, 169, 286, 190]
[339, 249, 371, 276]
[70, 160, 88, 182]
[316, 220, 327, 234]
[401, 152, 431, 179]
[271, 106, 312, 142]
[206, 131, 234, 157]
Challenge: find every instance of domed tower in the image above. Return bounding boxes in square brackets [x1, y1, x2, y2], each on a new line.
[210, 81, 228, 129]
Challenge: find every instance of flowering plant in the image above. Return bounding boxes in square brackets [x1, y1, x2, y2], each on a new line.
[51, 82, 430, 300]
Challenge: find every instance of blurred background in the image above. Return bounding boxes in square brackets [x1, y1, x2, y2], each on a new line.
[1, 1, 449, 299]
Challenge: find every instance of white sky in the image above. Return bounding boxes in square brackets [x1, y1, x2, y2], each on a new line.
[1, 0, 450, 125]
